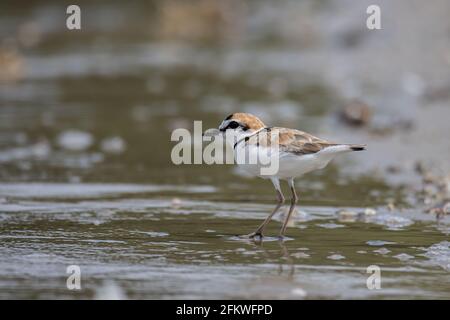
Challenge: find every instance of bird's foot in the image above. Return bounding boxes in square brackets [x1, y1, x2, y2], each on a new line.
[246, 232, 263, 239]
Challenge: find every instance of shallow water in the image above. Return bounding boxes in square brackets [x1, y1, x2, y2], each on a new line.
[0, 183, 449, 299]
[1, 1, 450, 299]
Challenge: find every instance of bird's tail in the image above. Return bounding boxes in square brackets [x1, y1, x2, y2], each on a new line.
[318, 144, 367, 156]
[347, 144, 366, 151]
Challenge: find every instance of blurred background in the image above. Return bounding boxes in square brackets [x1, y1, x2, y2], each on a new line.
[1, 0, 450, 206]
[1, 0, 450, 299]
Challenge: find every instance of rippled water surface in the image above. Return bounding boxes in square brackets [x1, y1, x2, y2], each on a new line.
[0, 183, 449, 299]
[1, 0, 450, 299]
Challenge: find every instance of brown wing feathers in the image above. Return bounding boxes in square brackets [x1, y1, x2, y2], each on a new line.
[245, 127, 338, 155]
[277, 128, 338, 155]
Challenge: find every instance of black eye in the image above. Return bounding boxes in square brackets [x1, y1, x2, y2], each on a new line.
[228, 121, 239, 129]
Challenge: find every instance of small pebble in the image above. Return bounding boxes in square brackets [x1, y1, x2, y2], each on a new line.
[57, 130, 93, 151]
[100, 136, 126, 154]
[171, 198, 182, 208]
[291, 288, 307, 297]
[327, 254, 346, 260]
[367, 240, 396, 246]
[291, 252, 310, 259]
[337, 209, 358, 218]
[373, 248, 391, 255]
[95, 281, 126, 300]
[317, 223, 345, 229]
[364, 208, 377, 216]
[339, 100, 372, 126]
[393, 253, 414, 261]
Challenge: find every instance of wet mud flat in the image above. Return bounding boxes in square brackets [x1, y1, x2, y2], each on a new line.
[0, 183, 449, 299]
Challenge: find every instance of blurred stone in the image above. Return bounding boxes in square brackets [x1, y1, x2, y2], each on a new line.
[374, 248, 391, 255]
[414, 161, 427, 175]
[336, 209, 358, 218]
[57, 130, 93, 151]
[339, 100, 372, 126]
[291, 252, 310, 259]
[393, 253, 414, 261]
[337, 208, 364, 223]
[171, 197, 182, 208]
[339, 29, 364, 48]
[0, 140, 50, 163]
[417, 162, 450, 213]
[386, 165, 401, 174]
[327, 254, 345, 260]
[0, 45, 25, 83]
[31, 141, 51, 158]
[95, 281, 126, 300]
[101, 136, 126, 154]
[363, 208, 377, 216]
[291, 287, 307, 297]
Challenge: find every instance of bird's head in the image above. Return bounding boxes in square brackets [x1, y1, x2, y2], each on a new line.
[218, 113, 265, 140]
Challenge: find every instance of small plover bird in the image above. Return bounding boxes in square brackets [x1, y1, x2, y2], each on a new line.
[217, 113, 366, 239]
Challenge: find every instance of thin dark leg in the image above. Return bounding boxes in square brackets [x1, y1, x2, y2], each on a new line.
[248, 178, 285, 238]
[279, 178, 298, 239]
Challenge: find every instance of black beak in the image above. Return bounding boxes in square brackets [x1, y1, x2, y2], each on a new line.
[203, 128, 222, 137]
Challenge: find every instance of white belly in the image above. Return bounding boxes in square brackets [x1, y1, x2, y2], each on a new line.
[234, 143, 339, 180]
